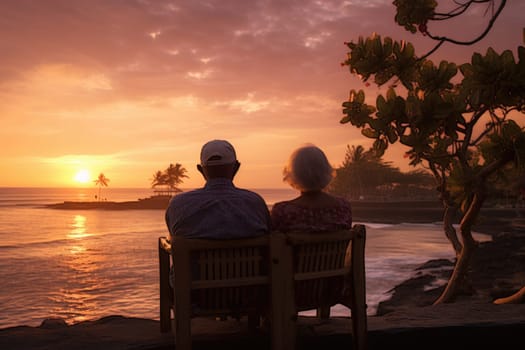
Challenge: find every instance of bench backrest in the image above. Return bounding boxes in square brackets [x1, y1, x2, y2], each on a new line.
[275, 224, 367, 350]
[281, 230, 356, 312]
[172, 235, 272, 317]
[159, 224, 367, 350]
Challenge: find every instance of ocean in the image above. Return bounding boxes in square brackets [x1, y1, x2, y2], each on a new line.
[0, 187, 491, 329]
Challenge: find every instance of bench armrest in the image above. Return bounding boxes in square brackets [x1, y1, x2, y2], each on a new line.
[159, 236, 172, 254]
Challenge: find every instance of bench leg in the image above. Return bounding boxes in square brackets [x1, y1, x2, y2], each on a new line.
[159, 239, 172, 332]
[317, 306, 330, 319]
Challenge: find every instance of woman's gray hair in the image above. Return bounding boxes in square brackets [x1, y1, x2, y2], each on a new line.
[283, 144, 335, 191]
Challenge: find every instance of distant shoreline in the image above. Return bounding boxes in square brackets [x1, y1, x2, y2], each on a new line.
[351, 201, 522, 236]
[44, 197, 523, 235]
[44, 195, 172, 210]
[45, 198, 446, 211]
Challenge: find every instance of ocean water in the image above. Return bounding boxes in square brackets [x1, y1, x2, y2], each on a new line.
[0, 187, 491, 329]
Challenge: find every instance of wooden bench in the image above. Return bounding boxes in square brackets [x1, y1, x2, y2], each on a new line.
[158, 224, 367, 350]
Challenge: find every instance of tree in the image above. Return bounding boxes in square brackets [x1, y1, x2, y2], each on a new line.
[165, 163, 188, 192]
[332, 145, 376, 199]
[94, 173, 110, 201]
[329, 144, 434, 200]
[151, 170, 167, 190]
[150, 163, 189, 195]
[340, 9, 525, 303]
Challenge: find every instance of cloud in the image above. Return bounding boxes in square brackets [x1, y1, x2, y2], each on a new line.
[1, 0, 523, 187]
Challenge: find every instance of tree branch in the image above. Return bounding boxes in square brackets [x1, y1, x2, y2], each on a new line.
[418, 0, 506, 60]
[426, 0, 506, 46]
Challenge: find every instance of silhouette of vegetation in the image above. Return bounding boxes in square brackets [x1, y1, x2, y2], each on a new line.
[328, 145, 434, 201]
[94, 173, 110, 201]
[394, 0, 507, 59]
[151, 163, 188, 195]
[341, 1, 524, 304]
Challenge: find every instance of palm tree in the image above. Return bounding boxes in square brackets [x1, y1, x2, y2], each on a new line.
[340, 145, 376, 199]
[150, 163, 189, 196]
[94, 173, 110, 201]
[151, 170, 167, 190]
[164, 163, 188, 194]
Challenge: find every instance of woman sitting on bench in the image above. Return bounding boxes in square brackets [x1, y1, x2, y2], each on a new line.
[271, 143, 352, 233]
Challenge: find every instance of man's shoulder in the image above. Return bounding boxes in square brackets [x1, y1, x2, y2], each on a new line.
[234, 187, 266, 201]
[168, 188, 203, 204]
[271, 200, 292, 208]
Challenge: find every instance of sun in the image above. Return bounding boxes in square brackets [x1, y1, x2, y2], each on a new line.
[74, 169, 91, 183]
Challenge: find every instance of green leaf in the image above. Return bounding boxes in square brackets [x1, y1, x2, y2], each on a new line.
[373, 139, 387, 156]
[362, 128, 379, 138]
[459, 63, 473, 77]
[378, 139, 388, 152]
[387, 127, 398, 143]
[375, 68, 394, 86]
[376, 95, 387, 112]
[518, 46, 525, 64]
[472, 52, 482, 66]
[384, 37, 393, 55]
[356, 90, 365, 103]
[405, 42, 415, 58]
[386, 87, 397, 101]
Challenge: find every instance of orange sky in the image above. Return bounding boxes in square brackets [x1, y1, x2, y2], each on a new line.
[1, 0, 523, 189]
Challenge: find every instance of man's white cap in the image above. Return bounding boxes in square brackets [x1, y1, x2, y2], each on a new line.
[200, 140, 237, 166]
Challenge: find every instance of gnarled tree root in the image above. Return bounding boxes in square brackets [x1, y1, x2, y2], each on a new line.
[493, 286, 525, 304]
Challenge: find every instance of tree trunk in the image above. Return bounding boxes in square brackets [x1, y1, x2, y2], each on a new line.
[442, 204, 462, 256]
[433, 234, 477, 304]
[434, 193, 484, 304]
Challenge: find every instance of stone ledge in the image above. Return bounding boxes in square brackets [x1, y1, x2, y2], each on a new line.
[2, 303, 524, 350]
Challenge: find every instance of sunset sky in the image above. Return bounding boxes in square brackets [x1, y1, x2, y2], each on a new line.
[1, 0, 524, 189]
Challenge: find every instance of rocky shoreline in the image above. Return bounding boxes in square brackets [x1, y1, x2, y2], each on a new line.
[376, 228, 525, 314]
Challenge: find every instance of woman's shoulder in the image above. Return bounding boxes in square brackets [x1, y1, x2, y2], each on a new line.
[333, 195, 352, 207]
[272, 196, 350, 213]
[271, 200, 295, 211]
[313, 193, 351, 209]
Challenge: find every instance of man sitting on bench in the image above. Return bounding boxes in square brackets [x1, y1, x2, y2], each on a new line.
[165, 139, 271, 286]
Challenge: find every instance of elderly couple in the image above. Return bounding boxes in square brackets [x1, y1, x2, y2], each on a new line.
[165, 139, 352, 240]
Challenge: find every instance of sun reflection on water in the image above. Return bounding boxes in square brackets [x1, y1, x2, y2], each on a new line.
[69, 245, 86, 255]
[53, 213, 107, 322]
[67, 215, 92, 239]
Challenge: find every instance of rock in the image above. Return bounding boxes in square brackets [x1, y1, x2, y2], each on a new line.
[376, 231, 525, 315]
[40, 318, 67, 329]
